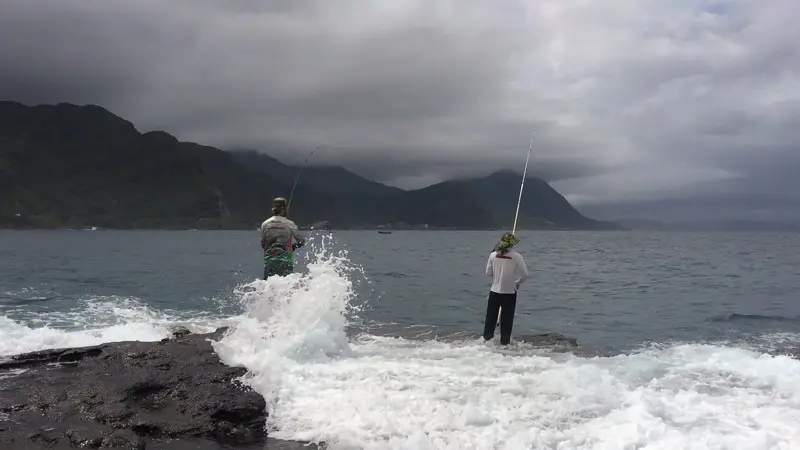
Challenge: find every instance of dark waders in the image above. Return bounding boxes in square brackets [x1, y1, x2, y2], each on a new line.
[263, 259, 293, 280]
[483, 291, 517, 345]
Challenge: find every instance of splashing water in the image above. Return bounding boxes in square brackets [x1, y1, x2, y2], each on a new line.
[211, 234, 800, 449]
[0, 296, 227, 356]
[212, 233, 366, 417]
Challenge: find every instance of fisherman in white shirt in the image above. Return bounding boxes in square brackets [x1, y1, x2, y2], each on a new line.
[483, 232, 529, 345]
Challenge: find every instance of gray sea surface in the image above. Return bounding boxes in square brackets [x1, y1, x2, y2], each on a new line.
[2, 229, 799, 353]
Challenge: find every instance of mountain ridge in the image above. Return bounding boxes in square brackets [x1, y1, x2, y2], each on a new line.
[0, 100, 622, 231]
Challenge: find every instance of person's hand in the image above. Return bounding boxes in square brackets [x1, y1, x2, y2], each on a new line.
[515, 282, 520, 291]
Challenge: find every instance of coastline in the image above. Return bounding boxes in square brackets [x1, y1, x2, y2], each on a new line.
[0, 325, 584, 449]
[2, 324, 797, 448]
[0, 223, 623, 232]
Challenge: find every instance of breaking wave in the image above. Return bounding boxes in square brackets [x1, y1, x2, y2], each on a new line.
[210, 234, 800, 449]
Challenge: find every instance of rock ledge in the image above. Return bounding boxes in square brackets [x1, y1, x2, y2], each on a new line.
[0, 327, 271, 449]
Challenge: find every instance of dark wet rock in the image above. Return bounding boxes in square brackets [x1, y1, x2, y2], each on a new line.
[0, 327, 282, 449]
[777, 347, 800, 359]
[516, 332, 579, 348]
[354, 323, 582, 351]
[168, 325, 192, 339]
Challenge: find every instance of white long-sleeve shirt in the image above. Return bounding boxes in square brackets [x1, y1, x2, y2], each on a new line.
[486, 250, 529, 294]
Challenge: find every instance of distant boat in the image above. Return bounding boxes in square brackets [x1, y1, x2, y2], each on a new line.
[377, 230, 392, 234]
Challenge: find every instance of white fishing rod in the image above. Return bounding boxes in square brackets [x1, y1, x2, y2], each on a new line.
[512, 131, 536, 235]
[286, 145, 324, 215]
[498, 130, 536, 327]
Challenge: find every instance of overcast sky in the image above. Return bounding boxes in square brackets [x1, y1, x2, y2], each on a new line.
[1, 0, 799, 221]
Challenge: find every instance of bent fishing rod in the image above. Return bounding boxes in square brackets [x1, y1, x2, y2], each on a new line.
[286, 145, 325, 215]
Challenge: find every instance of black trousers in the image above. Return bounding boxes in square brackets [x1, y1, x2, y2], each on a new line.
[483, 291, 517, 345]
[263, 259, 293, 280]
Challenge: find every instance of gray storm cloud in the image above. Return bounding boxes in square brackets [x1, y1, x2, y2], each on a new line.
[1, 0, 799, 221]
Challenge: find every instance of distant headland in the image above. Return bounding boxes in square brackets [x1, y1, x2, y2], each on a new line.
[0, 101, 622, 231]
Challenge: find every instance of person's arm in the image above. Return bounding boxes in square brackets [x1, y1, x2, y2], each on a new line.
[288, 222, 306, 250]
[515, 253, 529, 289]
[291, 230, 306, 250]
[485, 253, 494, 276]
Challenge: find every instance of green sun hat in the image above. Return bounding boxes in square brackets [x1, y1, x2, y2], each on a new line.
[493, 232, 519, 253]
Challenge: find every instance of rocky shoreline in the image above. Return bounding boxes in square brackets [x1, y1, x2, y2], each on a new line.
[0, 326, 589, 449]
[0, 327, 316, 450]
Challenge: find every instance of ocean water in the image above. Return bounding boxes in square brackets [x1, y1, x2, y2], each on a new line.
[2, 229, 800, 449]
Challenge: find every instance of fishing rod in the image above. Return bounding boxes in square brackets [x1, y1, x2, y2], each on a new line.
[498, 130, 536, 326]
[512, 131, 536, 235]
[286, 145, 324, 215]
